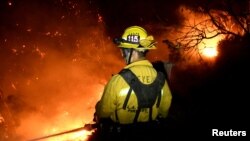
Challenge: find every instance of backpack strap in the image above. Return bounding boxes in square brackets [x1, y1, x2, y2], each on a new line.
[119, 69, 165, 123]
[122, 88, 132, 110]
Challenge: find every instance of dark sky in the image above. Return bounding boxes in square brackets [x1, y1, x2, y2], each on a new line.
[0, 0, 249, 140]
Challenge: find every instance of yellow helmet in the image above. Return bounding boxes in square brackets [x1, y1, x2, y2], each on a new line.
[114, 26, 157, 50]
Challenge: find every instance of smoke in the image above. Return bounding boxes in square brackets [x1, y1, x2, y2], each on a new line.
[0, 1, 214, 139]
[0, 0, 124, 140]
[12, 45, 115, 139]
[1, 0, 248, 140]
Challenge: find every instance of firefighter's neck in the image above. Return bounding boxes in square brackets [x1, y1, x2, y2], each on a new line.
[130, 50, 145, 63]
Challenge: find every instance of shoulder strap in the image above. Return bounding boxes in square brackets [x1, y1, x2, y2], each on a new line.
[119, 69, 134, 110]
[119, 69, 165, 122]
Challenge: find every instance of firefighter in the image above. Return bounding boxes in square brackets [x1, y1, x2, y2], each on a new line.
[93, 26, 172, 141]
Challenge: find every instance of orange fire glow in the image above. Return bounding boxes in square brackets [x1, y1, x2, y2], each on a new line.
[43, 126, 93, 141]
[16, 83, 105, 141]
[173, 6, 226, 61]
[0, 10, 126, 138]
[201, 47, 218, 58]
[4, 1, 246, 141]
[176, 5, 248, 61]
[198, 35, 222, 58]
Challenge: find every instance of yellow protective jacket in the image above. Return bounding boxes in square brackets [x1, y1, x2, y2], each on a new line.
[96, 60, 172, 124]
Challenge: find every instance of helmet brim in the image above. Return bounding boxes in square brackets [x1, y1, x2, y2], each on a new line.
[118, 43, 157, 50]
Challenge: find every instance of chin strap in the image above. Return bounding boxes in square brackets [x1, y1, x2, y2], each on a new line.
[123, 48, 133, 64]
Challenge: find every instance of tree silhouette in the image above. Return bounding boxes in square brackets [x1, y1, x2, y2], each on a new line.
[163, 0, 250, 62]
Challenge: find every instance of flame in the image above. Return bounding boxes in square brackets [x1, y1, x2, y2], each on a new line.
[97, 13, 103, 23]
[16, 83, 104, 141]
[176, 5, 249, 60]
[168, 5, 228, 62]
[201, 47, 218, 58]
[198, 35, 222, 58]
[0, 1, 123, 141]
[11, 82, 17, 90]
[20, 112, 94, 141]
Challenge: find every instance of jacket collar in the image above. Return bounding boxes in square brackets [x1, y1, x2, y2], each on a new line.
[124, 60, 152, 69]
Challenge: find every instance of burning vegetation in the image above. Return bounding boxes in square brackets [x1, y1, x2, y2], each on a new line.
[1, 0, 249, 140]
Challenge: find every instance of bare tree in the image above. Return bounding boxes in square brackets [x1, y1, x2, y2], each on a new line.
[163, 0, 250, 62]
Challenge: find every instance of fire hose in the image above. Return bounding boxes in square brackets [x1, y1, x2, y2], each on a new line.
[27, 123, 98, 141]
